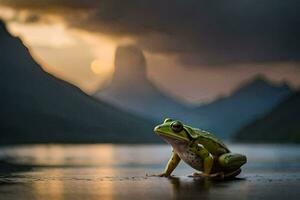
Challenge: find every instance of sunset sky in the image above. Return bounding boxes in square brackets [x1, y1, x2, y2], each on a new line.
[1, 0, 300, 103]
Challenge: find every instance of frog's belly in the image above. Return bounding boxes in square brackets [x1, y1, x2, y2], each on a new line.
[176, 149, 203, 171]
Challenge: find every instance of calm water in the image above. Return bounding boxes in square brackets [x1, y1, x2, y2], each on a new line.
[0, 144, 300, 200]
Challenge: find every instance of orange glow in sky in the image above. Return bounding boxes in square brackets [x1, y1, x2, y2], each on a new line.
[91, 59, 113, 76]
[4, 19, 116, 94]
[1, 5, 300, 103]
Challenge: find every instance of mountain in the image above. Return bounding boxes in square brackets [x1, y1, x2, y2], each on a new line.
[0, 20, 157, 144]
[94, 45, 199, 124]
[94, 44, 293, 139]
[194, 75, 293, 138]
[234, 90, 300, 143]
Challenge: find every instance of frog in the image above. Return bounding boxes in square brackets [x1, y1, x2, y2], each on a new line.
[154, 118, 247, 178]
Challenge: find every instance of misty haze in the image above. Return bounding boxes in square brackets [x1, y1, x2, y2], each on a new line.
[0, 1, 300, 200]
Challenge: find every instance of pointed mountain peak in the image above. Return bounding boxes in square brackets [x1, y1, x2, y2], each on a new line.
[248, 74, 271, 86]
[232, 75, 272, 94]
[112, 44, 147, 84]
[115, 44, 146, 67]
[236, 74, 292, 93]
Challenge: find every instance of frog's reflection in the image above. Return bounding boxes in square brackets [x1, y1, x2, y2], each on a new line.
[168, 177, 211, 199]
[168, 176, 245, 199]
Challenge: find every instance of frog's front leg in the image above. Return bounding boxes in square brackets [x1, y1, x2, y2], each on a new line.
[193, 144, 216, 178]
[156, 150, 181, 177]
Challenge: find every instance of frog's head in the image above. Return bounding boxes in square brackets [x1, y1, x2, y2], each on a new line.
[154, 118, 197, 144]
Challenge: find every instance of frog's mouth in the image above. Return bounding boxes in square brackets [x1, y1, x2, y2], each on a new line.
[154, 130, 189, 142]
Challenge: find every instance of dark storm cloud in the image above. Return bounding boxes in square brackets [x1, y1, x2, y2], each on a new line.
[0, 0, 97, 10]
[2, 0, 300, 65]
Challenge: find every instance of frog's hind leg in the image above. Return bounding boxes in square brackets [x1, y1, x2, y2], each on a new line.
[218, 153, 247, 178]
[219, 153, 247, 170]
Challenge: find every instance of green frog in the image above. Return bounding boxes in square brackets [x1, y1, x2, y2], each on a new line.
[154, 118, 247, 178]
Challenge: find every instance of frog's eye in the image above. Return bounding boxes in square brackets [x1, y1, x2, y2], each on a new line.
[164, 118, 173, 123]
[171, 121, 183, 132]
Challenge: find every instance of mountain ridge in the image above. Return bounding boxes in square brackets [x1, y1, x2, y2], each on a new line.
[194, 74, 293, 138]
[200, 75, 291, 107]
[234, 90, 300, 143]
[94, 44, 293, 139]
[0, 20, 157, 144]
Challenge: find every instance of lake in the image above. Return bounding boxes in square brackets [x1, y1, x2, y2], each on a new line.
[0, 144, 300, 200]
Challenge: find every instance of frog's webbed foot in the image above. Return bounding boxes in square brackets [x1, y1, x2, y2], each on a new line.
[223, 168, 242, 179]
[191, 172, 224, 179]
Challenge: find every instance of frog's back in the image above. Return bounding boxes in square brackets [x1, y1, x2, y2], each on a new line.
[193, 128, 230, 155]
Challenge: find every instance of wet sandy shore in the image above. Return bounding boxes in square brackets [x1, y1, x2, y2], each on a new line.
[1, 167, 300, 200]
[0, 144, 300, 199]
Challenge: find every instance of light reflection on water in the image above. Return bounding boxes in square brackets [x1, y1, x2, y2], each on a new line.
[0, 144, 300, 200]
[0, 144, 300, 168]
[32, 169, 64, 200]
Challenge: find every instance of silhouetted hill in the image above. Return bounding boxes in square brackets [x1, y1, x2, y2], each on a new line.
[234, 90, 300, 143]
[94, 45, 199, 124]
[0, 20, 157, 144]
[194, 75, 293, 138]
